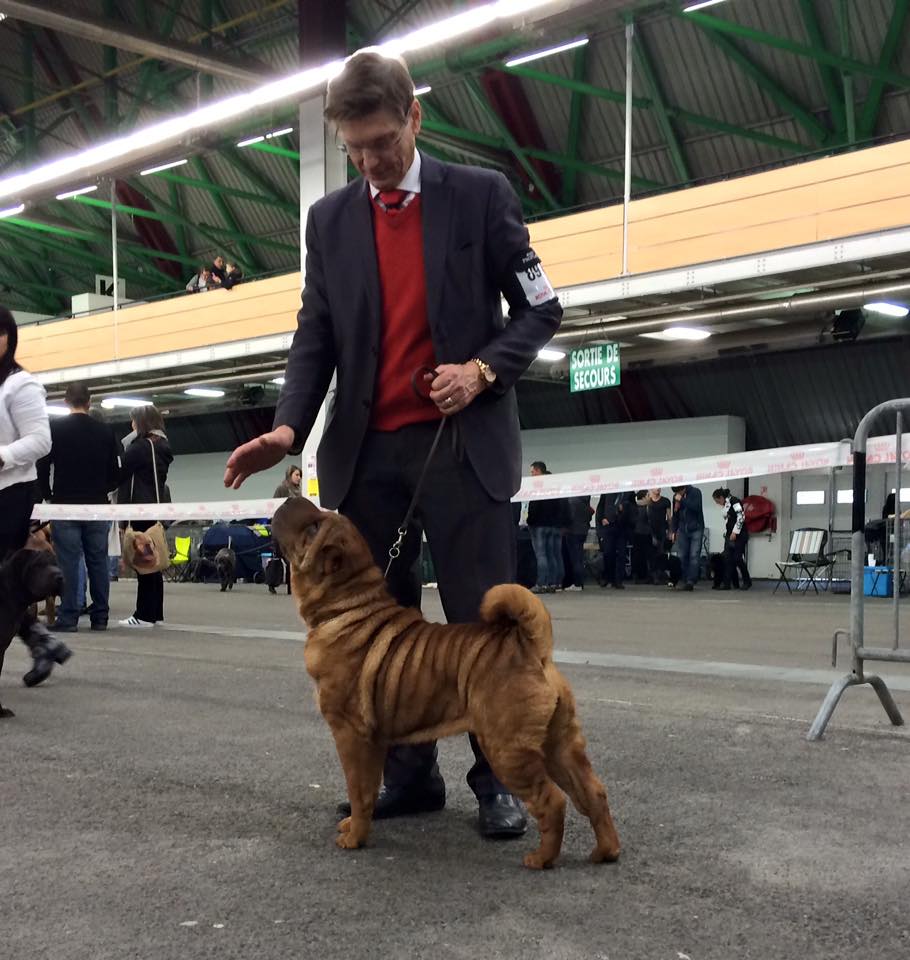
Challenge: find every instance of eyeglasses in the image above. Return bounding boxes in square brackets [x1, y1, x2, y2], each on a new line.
[336, 122, 409, 159]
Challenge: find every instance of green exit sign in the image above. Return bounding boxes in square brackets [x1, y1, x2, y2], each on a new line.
[569, 343, 621, 393]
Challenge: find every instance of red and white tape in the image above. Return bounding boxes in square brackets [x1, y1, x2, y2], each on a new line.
[31, 432, 910, 521]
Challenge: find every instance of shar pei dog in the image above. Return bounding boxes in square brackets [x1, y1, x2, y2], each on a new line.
[272, 497, 621, 870]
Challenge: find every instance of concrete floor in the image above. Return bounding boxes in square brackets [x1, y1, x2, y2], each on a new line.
[3, 580, 910, 960]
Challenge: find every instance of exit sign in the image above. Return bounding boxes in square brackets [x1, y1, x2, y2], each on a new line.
[569, 343, 621, 393]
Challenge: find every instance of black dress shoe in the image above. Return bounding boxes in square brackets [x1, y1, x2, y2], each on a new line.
[477, 793, 528, 839]
[336, 781, 446, 820]
[90, 621, 108, 632]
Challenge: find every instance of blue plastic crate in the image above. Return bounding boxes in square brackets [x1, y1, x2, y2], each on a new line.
[864, 566, 893, 598]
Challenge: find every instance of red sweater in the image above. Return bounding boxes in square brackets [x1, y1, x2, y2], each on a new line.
[370, 194, 441, 431]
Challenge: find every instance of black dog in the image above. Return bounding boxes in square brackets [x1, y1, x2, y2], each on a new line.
[214, 547, 237, 592]
[0, 549, 65, 718]
[709, 551, 740, 589]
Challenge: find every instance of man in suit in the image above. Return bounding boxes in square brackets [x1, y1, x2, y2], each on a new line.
[225, 51, 562, 838]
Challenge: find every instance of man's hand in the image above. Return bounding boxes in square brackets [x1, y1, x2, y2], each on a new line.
[730, 532, 737, 542]
[428, 362, 486, 416]
[224, 426, 295, 490]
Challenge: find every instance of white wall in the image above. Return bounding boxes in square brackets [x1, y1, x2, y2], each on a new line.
[166, 451, 292, 503]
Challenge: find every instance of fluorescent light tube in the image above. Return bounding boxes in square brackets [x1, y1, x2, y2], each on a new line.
[414, 85, 432, 96]
[139, 158, 188, 176]
[184, 387, 226, 398]
[236, 135, 266, 148]
[0, 203, 25, 218]
[864, 301, 909, 318]
[46, 405, 70, 417]
[683, 0, 729, 11]
[101, 397, 152, 409]
[641, 327, 713, 341]
[505, 37, 589, 68]
[270, 377, 286, 386]
[265, 127, 294, 139]
[55, 185, 98, 200]
[537, 348, 566, 361]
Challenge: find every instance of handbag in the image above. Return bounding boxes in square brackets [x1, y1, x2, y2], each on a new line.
[122, 439, 171, 575]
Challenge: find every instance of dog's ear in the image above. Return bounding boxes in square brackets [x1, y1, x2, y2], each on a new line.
[271, 497, 324, 555]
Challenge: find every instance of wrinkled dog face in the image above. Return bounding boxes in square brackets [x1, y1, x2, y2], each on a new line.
[11, 549, 64, 604]
[271, 498, 366, 596]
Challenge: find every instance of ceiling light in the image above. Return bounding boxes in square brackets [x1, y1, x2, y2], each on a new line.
[504, 36, 589, 68]
[101, 397, 152, 409]
[265, 127, 294, 139]
[683, 0, 729, 11]
[236, 135, 265, 148]
[139, 158, 188, 176]
[0, 203, 24, 218]
[537, 348, 566, 361]
[270, 377, 285, 385]
[864, 301, 909, 318]
[184, 387, 225, 398]
[414, 85, 432, 96]
[55, 185, 97, 200]
[46, 405, 70, 417]
[640, 326, 713, 341]
[0, 0, 561, 204]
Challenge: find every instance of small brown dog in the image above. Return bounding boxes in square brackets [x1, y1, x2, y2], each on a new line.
[26, 523, 59, 626]
[272, 498, 621, 870]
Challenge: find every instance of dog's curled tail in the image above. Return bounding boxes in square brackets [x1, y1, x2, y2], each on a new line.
[479, 584, 553, 662]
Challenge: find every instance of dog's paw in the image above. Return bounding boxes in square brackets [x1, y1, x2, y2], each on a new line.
[523, 851, 555, 870]
[335, 832, 364, 850]
[590, 845, 620, 864]
[337, 817, 352, 834]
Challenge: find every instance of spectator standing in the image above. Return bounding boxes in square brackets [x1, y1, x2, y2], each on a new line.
[223, 262, 244, 289]
[210, 255, 228, 287]
[712, 487, 752, 591]
[37, 383, 121, 632]
[596, 491, 636, 589]
[646, 487, 672, 584]
[526, 462, 570, 593]
[565, 495, 593, 591]
[630, 490, 652, 584]
[117, 405, 173, 628]
[224, 51, 562, 838]
[671, 485, 705, 591]
[0, 307, 71, 687]
[273, 464, 302, 499]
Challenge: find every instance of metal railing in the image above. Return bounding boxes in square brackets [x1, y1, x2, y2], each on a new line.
[807, 399, 909, 740]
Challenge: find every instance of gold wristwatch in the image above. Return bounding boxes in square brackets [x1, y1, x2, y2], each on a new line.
[471, 357, 497, 385]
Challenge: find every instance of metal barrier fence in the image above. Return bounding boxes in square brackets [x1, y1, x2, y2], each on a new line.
[808, 399, 909, 740]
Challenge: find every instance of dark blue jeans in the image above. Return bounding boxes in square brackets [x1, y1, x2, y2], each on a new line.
[530, 526, 564, 588]
[52, 520, 111, 627]
[676, 527, 704, 586]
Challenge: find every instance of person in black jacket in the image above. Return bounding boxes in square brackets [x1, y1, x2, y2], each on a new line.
[595, 491, 636, 589]
[565, 495, 593, 590]
[117, 405, 173, 627]
[37, 382, 121, 632]
[646, 488, 672, 585]
[526, 462, 570, 593]
[712, 487, 752, 590]
[670, 485, 705, 591]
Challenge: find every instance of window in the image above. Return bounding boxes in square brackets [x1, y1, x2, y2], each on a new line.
[837, 490, 853, 505]
[796, 490, 826, 506]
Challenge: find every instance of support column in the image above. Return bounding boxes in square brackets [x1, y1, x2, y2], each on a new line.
[297, 0, 348, 505]
[622, 19, 634, 275]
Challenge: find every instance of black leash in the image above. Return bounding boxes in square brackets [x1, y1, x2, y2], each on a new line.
[384, 367, 448, 578]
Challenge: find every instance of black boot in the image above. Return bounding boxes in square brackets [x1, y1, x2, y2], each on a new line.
[22, 623, 73, 688]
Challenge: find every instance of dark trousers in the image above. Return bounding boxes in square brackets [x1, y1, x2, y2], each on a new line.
[341, 422, 516, 799]
[131, 520, 165, 622]
[52, 520, 111, 628]
[598, 528, 627, 586]
[676, 527, 704, 585]
[566, 532, 587, 586]
[648, 537, 668, 582]
[0, 481, 48, 654]
[723, 535, 751, 588]
[631, 533, 651, 581]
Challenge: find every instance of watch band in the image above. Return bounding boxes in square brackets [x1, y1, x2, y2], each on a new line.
[471, 357, 496, 384]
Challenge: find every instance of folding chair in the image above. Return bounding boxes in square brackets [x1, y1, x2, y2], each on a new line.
[165, 535, 193, 583]
[773, 528, 835, 594]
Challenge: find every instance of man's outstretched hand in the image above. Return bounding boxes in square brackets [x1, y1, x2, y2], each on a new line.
[224, 426, 295, 490]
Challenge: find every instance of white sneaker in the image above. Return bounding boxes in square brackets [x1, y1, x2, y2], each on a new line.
[565, 584, 583, 592]
[118, 616, 154, 629]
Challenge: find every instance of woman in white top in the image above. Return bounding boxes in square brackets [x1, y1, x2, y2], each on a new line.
[0, 308, 73, 687]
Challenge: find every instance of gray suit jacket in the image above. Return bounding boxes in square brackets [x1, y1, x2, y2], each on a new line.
[273, 153, 563, 509]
